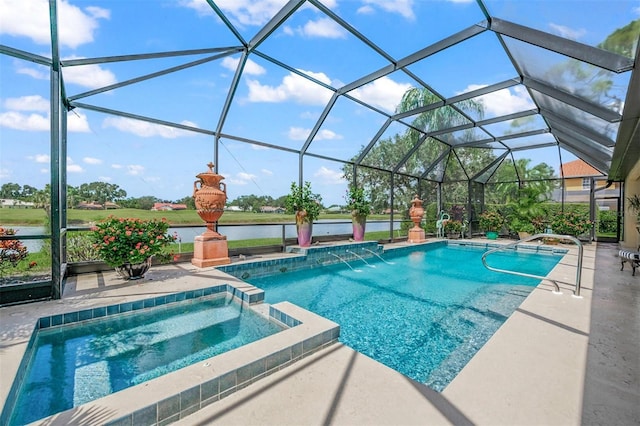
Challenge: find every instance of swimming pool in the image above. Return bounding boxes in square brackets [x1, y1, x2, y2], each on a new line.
[9, 294, 284, 425]
[248, 243, 563, 391]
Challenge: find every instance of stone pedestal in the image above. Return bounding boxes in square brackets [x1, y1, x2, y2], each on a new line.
[191, 234, 230, 267]
[408, 228, 426, 243]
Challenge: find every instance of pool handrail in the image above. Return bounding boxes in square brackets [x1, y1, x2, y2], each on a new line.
[481, 233, 584, 298]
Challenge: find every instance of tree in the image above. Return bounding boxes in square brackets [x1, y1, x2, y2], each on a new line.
[76, 182, 127, 207]
[342, 87, 490, 213]
[119, 196, 159, 210]
[0, 182, 21, 199]
[487, 158, 556, 204]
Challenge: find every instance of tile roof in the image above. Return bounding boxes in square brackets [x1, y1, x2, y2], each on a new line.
[561, 159, 603, 178]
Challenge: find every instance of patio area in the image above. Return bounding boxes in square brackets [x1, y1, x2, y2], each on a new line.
[1, 240, 638, 425]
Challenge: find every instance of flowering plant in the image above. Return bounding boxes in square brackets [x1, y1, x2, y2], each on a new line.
[443, 219, 462, 233]
[550, 212, 593, 237]
[479, 211, 505, 232]
[90, 216, 176, 267]
[345, 185, 371, 218]
[0, 227, 30, 277]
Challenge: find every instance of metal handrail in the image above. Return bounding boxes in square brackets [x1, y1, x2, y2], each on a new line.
[481, 233, 584, 298]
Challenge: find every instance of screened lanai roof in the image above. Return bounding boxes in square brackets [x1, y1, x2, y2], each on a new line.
[1, 0, 638, 203]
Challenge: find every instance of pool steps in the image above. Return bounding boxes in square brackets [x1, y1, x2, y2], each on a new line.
[2, 283, 340, 426]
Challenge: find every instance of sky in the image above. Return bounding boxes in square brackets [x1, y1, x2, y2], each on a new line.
[0, 0, 638, 207]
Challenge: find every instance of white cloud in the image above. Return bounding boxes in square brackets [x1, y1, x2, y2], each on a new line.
[284, 17, 347, 39]
[247, 69, 334, 105]
[98, 176, 112, 182]
[0, 168, 10, 179]
[359, 0, 415, 20]
[288, 127, 310, 141]
[126, 165, 145, 176]
[68, 110, 91, 132]
[0, 96, 90, 132]
[28, 154, 50, 163]
[221, 56, 266, 75]
[350, 77, 412, 113]
[261, 168, 273, 175]
[461, 84, 535, 117]
[237, 172, 257, 180]
[66, 157, 84, 173]
[102, 117, 198, 138]
[67, 163, 84, 173]
[111, 164, 123, 169]
[0, 0, 109, 49]
[62, 61, 117, 89]
[549, 23, 586, 41]
[288, 127, 342, 141]
[180, 0, 288, 26]
[4, 95, 49, 111]
[0, 112, 49, 131]
[357, 5, 375, 15]
[314, 166, 345, 185]
[83, 157, 102, 165]
[16, 65, 48, 80]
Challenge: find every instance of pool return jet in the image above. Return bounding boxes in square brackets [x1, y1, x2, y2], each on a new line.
[346, 249, 376, 268]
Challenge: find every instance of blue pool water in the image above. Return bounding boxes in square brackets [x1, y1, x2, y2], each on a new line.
[10, 296, 284, 425]
[249, 244, 562, 391]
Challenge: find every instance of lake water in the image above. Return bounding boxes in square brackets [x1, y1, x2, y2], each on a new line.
[9, 220, 402, 252]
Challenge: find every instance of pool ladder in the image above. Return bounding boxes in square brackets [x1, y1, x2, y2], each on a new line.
[481, 233, 584, 298]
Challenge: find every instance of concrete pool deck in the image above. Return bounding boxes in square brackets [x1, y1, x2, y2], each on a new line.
[1, 240, 638, 425]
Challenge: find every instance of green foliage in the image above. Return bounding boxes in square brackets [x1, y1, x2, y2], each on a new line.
[284, 181, 322, 224]
[506, 186, 548, 233]
[443, 219, 462, 233]
[627, 194, 640, 221]
[598, 19, 640, 58]
[550, 212, 593, 237]
[479, 211, 505, 232]
[90, 216, 177, 267]
[67, 232, 101, 262]
[345, 185, 371, 217]
[597, 210, 617, 234]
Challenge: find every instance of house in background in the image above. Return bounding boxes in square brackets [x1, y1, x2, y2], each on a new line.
[558, 159, 620, 210]
[151, 203, 187, 211]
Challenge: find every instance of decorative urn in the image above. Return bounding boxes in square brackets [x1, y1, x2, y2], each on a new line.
[409, 194, 425, 230]
[193, 162, 227, 238]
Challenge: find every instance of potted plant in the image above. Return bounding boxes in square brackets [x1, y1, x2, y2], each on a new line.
[90, 216, 176, 280]
[285, 181, 322, 247]
[443, 219, 462, 239]
[345, 185, 371, 241]
[628, 194, 640, 223]
[479, 211, 505, 240]
[507, 186, 547, 239]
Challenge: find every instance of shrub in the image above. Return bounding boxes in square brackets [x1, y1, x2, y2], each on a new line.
[90, 216, 176, 267]
[0, 227, 30, 277]
[550, 212, 593, 237]
[479, 211, 505, 232]
[443, 219, 462, 233]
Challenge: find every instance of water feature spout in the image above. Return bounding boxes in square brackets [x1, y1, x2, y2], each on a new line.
[362, 248, 395, 264]
[329, 253, 361, 272]
[346, 249, 376, 268]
